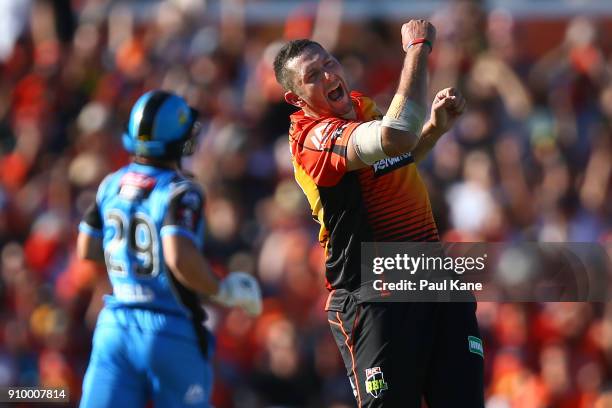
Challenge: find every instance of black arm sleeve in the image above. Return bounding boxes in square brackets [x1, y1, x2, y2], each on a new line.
[80, 201, 103, 232]
[161, 186, 204, 240]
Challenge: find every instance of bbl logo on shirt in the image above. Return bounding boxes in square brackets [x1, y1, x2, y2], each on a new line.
[364, 366, 388, 398]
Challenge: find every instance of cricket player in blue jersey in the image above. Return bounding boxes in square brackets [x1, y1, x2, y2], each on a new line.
[76, 90, 262, 408]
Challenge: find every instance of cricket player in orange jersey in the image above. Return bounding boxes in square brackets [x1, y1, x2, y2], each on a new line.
[274, 19, 484, 407]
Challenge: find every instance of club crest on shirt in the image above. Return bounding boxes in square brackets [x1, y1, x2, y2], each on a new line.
[372, 152, 414, 177]
[365, 366, 388, 398]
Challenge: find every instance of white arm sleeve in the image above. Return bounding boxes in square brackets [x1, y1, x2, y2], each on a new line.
[351, 120, 389, 165]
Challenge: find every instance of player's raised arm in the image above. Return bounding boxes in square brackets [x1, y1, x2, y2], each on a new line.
[347, 19, 435, 169]
[382, 20, 435, 154]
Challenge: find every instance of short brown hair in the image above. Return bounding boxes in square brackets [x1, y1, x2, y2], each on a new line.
[273, 39, 323, 92]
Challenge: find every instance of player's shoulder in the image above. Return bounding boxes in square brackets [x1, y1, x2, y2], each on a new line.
[167, 171, 205, 201]
[96, 166, 130, 202]
[164, 173, 205, 220]
[291, 115, 352, 152]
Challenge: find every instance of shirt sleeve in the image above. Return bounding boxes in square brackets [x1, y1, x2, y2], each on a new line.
[160, 185, 205, 244]
[295, 118, 363, 187]
[79, 201, 103, 238]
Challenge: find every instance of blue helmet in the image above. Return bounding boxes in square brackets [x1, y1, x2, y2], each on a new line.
[122, 90, 199, 158]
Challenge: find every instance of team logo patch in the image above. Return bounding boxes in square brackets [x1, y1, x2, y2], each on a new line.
[468, 336, 484, 358]
[365, 367, 388, 398]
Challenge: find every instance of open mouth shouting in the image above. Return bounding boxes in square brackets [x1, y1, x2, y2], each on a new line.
[328, 83, 345, 102]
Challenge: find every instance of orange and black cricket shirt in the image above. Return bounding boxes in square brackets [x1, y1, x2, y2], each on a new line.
[289, 91, 439, 292]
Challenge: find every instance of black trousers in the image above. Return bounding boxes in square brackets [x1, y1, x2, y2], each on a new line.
[327, 292, 484, 407]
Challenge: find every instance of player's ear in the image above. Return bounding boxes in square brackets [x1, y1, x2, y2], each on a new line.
[285, 91, 304, 108]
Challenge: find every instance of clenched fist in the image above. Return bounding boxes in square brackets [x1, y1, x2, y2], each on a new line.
[429, 87, 466, 134]
[401, 20, 436, 52]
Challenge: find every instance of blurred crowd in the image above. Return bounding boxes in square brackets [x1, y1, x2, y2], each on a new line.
[1, 0, 612, 407]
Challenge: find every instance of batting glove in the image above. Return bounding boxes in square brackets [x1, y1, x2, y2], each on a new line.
[212, 272, 263, 317]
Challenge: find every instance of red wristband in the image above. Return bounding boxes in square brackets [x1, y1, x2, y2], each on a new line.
[406, 38, 432, 53]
